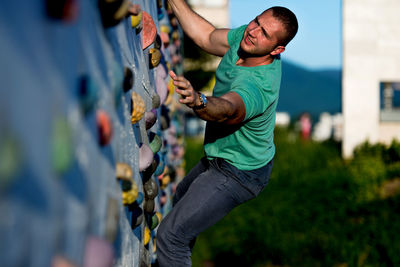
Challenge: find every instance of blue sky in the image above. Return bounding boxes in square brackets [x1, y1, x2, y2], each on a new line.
[230, 0, 342, 70]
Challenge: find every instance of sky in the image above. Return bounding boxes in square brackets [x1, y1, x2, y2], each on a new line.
[230, 0, 342, 70]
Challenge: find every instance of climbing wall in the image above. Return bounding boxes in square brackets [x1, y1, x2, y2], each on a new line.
[0, 0, 185, 266]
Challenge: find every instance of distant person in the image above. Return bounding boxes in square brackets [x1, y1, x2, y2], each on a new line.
[300, 112, 312, 140]
[157, 1, 298, 266]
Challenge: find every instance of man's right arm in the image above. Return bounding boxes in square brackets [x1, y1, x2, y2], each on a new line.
[167, 0, 230, 57]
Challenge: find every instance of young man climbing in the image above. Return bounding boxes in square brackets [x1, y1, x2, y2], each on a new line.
[156, 1, 298, 266]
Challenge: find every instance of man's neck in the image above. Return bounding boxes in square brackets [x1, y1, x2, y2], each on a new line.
[236, 49, 274, 67]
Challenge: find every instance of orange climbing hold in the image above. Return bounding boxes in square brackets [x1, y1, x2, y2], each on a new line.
[96, 110, 113, 146]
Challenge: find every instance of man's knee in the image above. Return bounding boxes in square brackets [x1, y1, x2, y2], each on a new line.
[157, 215, 184, 248]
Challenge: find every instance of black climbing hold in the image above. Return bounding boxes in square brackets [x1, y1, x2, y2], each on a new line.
[46, 0, 78, 22]
[98, 0, 131, 28]
[123, 67, 134, 92]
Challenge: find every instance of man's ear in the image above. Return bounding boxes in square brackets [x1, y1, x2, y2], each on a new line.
[271, 46, 285, 55]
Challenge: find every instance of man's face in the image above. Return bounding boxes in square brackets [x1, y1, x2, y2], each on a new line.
[240, 10, 286, 56]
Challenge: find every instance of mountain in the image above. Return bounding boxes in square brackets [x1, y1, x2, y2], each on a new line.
[277, 61, 342, 120]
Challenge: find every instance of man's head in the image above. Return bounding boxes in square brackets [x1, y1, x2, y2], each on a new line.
[240, 6, 298, 58]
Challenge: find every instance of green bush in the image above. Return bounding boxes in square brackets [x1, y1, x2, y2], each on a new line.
[182, 127, 400, 267]
[349, 155, 386, 202]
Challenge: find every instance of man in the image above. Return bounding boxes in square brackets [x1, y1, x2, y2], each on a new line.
[157, 1, 298, 266]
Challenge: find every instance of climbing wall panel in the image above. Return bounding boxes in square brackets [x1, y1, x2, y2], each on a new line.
[0, 0, 185, 266]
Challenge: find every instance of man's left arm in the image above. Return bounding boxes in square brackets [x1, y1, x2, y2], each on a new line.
[170, 71, 245, 125]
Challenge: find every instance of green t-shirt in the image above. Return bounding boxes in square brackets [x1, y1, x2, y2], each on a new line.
[204, 25, 282, 170]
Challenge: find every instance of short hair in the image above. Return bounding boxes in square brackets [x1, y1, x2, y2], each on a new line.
[267, 6, 298, 46]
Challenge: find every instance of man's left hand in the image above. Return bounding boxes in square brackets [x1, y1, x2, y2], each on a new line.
[169, 70, 200, 108]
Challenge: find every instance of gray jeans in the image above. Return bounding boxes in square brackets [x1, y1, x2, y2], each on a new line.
[156, 157, 273, 267]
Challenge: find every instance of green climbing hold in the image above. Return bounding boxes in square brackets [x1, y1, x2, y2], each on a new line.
[149, 133, 162, 154]
[51, 117, 73, 174]
[0, 134, 21, 189]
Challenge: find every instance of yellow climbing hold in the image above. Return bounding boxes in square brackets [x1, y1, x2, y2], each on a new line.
[131, 92, 145, 124]
[144, 227, 151, 246]
[149, 48, 161, 68]
[153, 238, 157, 253]
[155, 212, 162, 223]
[130, 6, 142, 29]
[122, 181, 138, 205]
[116, 162, 133, 182]
[160, 25, 170, 34]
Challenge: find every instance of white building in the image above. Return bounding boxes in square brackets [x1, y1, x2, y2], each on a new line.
[342, 0, 400, 158]
[187, 0, 230, 28]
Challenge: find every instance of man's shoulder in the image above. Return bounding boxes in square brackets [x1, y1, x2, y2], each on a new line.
[227, 25, 247, 47]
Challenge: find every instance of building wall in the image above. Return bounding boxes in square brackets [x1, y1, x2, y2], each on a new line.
[342, 0, 400, 157]
[188, 0, 230, 28]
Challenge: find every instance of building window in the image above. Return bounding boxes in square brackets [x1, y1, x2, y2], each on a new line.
[380, 82, 400, 122]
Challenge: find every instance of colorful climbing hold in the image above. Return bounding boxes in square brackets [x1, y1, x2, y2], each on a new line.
[139, 144, 153, 172]
[83, 237, 115, 267]
[115, 162, 138, 205]
[129, 4, 142, 29]
[78, 75, 98, 114]
[161, 174, 171, 190]
[142, 157, 159, 182]
[98, 0, 131, 28]
[149, 48, 162, 68]
[143, 198, 155, 213]
[96, 110, 113, 146]
[154, 34, 162, 50]
[153, 237, 157, 253]
[0, 134, 21, 188]
[112, 63, 124, 107]
[145, 109, 157, 130]
[159, 191, 167, 207]
[156, 65, 168, 104]
[149, 133, 162, 154]
[51, 116, 73, 174]
[144, 227, 151, 246]
[45, 0, 78, 22]
[121, 182, 138, 205]
[115, 162, 133, 182]
[154, 154, 165, 177]
[131, 92, 145, 124]
[131, 206, 143, 228]
[150, 213, 160, 230]
[160, 32, 170, 48]
[52, 255, 78, 267]
[152, 93, 161, 109]
[160, 106, 171, 130]
[172, 30, 180, 41]
[160, 25, 171, 34]
[123, 67, 134, 92]
[143, 178, 158, 200]
[135, 191, 144, 205]
[142, 11, 157, 50]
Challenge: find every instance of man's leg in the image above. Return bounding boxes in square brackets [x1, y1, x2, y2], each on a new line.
[156, 159, 255, 267]
[172, 157, 209, 206]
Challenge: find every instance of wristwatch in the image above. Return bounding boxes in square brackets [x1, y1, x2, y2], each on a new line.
[194, 92, 207, 110]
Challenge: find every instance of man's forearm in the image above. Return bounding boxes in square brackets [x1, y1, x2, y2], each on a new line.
[193, 94, 245, 125]
[170, 71, 245, 125]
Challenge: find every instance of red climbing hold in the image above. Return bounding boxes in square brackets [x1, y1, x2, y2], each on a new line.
[142, 11, 157, 50]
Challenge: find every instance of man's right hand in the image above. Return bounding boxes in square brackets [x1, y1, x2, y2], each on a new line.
[169, 71, 200, 108]
[167, 0, 230, 57]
